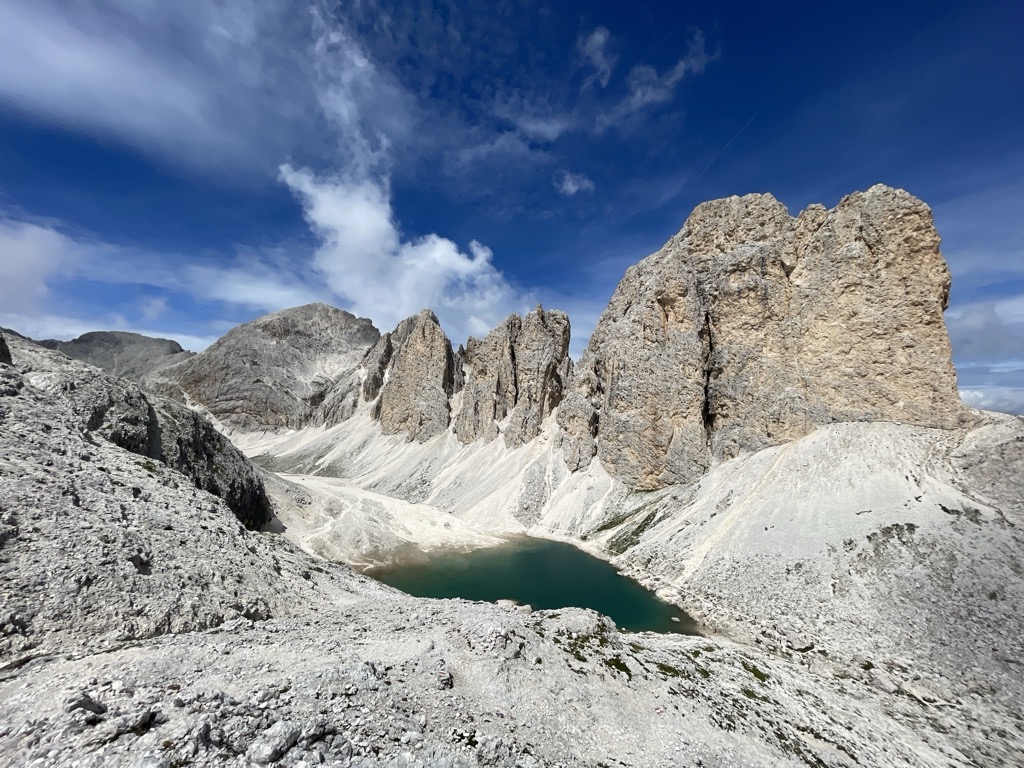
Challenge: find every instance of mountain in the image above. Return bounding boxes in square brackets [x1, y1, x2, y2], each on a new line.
[37, 330, 195, 380]
[145, 302, 381, 432]
[3, 184, 1023, 766]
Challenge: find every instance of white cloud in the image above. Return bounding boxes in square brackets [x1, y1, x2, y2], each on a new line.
[516, 116, 573, 143]
[279, 164, 529, 344]
[595, 29, 716, 132]
[0, 0, 322, 172]
[578, 28, 617, 89]
[0, 309, 217, 352]
[625, 31, 712, 110]
[138, 296, 168, 322]
[959, 387, 1024, 415]
[183, 261, 326, 313]
[947, 294, 1024, 365]
[0, 219, 81, 313]
[555, 171, 596, 196]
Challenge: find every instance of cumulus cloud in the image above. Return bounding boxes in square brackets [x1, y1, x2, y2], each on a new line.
[947, 296, 1024, 365]
[279, 164, 527, 343]
[0, 1, 532, 346]
[945, 293, 1024, 414]
[578, 28, 617, 89]
[272, 14, 533, 342]
[555, 171, 596, 196]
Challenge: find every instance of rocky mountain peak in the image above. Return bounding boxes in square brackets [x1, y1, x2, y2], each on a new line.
[560, 183, 965, 489]
[371, 309, 462, 442]
[146, 302, 381, 431]
[678, 191, 791, 256]
[34, 330, 194, 381]
[455, 304, 571, 448]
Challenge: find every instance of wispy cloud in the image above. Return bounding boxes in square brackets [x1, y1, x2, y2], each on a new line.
[138, 296, 168, 322]
[626, 30, 714, 110]
[0, 4, 721, 357]
[555, 171, 596, 196]
[0, 0, 323, 173]
[596, 29, 716, 133]
[0, 219, 80, 313]
[578, 28, 617, 89]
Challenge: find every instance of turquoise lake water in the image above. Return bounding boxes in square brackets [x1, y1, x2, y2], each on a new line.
[369, 537, 700, 635]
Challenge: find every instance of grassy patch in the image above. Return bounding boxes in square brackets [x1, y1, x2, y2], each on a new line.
[603, 656, 632, 679]
[742, 660, 770, 683]
[655, 662, 685, 678]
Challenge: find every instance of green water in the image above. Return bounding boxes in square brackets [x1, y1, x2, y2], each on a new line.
[369, 537, 700, 635]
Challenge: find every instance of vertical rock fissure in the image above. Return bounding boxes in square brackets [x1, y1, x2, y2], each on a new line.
[700, 311, 714, 446]
[508, 332, 520, 406]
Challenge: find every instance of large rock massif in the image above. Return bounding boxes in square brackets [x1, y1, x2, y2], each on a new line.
[371, 310, 462, 442]
[6, 334, 271, 529]
[559, 185, 965, 489]
[3, 186, 1024, 767]
[455, 306, 571, 448]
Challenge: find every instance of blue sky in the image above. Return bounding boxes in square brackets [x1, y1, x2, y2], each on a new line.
[0, 0, 1022, 412]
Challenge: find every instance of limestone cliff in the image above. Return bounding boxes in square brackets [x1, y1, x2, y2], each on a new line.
[560, 184, 965, 488]
[371, 309, 461, 442]
[455, 305, 571, 448]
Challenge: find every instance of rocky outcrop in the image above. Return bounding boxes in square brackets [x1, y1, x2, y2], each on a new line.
[8, 335, 271, 528]
[37, 330, 195, 381]
[0, 332, 11, 366]
[560, 184, 965, 488]
[455, 305, 571, 448]
[147, 303, 380, 431]
[557, 253, 710, 488]
[372, 310, 461, 442]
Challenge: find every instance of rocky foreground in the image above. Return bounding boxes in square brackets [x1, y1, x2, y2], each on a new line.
[2, 185, 1024, 766]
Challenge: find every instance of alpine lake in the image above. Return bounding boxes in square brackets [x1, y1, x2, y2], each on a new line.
[369, 537, 700, 635]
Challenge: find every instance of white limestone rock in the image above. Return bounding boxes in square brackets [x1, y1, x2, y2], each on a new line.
[7, 334, 271, 529]
[372, 310, 461, 442]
